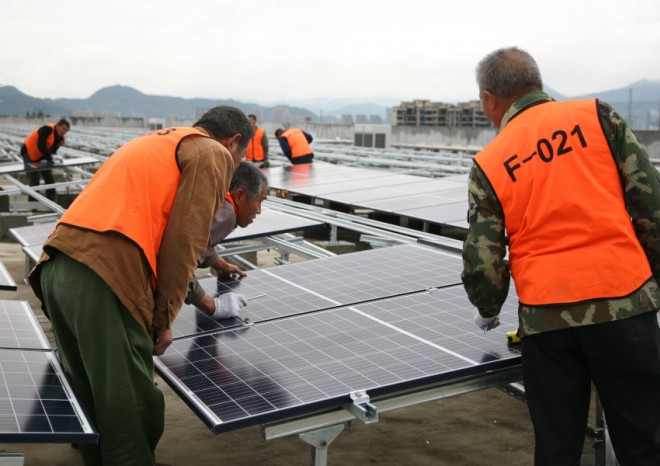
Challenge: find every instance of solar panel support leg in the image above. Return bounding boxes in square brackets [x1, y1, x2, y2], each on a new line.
[299, 423, 345, 466]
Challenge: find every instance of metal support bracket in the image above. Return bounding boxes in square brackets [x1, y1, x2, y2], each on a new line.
[299, 424, 345, 466]
[343, 390, 378, 424]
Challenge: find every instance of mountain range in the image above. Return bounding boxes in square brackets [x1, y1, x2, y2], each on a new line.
[1, 80, 659, 128]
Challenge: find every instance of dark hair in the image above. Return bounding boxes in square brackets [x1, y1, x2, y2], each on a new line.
[56, 118, 71, 128]
[274, 128, 284, 138]
[193, 105, 253, 150]
[248, 114, 257, 120]
[229, 161, 268, 199]
[476, 46, 542, 99]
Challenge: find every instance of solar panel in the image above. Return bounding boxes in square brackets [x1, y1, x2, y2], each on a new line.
[156, 284, 521, 434]
[0, 261, 17, 291]
[0, 349, 98, 443]
[222, 208, 324, 243]
[23, 245, 43, 264]
[9, 222, 56, 247]
[0, 156, 99, 175]
[171, 244, 464, 339]
[0, 300, 50, 350]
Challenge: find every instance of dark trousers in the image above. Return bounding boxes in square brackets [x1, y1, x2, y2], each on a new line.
[522, 312, 660, 466]
[28, 168, 56, 200]
[40, 253, 164, 466]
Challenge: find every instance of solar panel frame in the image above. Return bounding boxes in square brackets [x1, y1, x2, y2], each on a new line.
[0, 261, 17, 291]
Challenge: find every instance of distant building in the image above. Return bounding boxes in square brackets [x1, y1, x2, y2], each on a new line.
[391, 99, 493, 128]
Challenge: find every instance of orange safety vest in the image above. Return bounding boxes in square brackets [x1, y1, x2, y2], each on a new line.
[23, 123, 64, 161]
[475, 99, 651, 306]
[246, 127, 265, 162]
[282, 128, 312, 159]
[58, 127, 208, 280]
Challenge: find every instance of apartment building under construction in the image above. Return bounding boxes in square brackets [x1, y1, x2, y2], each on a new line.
[391, 99, 493, 128]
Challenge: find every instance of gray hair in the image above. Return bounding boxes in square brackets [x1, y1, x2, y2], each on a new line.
[229, 161, 268, 199]
[193, 105, 254, 150]
[476, 46, 542, 99]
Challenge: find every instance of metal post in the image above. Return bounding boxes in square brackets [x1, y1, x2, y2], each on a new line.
[299, 424, 345, 466]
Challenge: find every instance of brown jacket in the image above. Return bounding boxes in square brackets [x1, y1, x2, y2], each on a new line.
[29, 128, 234, 334]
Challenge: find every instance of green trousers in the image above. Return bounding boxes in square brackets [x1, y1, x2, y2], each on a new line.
[40, 252, 164, 466]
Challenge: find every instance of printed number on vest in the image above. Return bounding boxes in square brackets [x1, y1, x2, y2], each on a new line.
[504, 125, 588, 182]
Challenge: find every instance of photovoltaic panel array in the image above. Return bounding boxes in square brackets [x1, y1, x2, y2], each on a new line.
[156, 282, 521, 433]
[261, 162, 470, 230]
[170, 243, 465, 339]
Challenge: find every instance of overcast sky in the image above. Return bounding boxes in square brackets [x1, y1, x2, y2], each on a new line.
[2, 0, 660, 106]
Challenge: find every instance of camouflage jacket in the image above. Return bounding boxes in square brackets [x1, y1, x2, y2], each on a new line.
[462, 91, 660, 336]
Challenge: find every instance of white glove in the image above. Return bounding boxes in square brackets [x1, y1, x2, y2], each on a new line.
[474, 309, 500, 332]
[53, 155, 64, 164]
[212, 292, 247, 319]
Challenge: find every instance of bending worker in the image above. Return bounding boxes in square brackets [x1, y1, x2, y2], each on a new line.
[275, 127, 314, 164]
[462, 46, 660, 465]
[21, 118, 70, 200]
[245, 114, 269, 168]
[29, 106, 253, 466]
[186, 161, 269, 318]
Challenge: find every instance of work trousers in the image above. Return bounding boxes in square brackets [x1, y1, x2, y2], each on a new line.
[28, 168, 56, 201]
[40, 252, 164, 466]
[521, 311, 660, 466]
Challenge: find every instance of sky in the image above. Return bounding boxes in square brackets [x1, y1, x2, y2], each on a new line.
[2, 0, 660, 107]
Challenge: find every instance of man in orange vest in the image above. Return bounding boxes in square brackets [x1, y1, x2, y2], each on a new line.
[186, 161, 268, 315]
[20, 118, 70, 200]
[29, 106, 253, 466]
[245, 114, 269, 168]
[462, 47, 660, 465]
[275, 127, 314, 164]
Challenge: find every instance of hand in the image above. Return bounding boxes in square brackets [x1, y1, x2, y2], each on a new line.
[152, 328, 173, 356]
[474, 309, 500, 332]
[53, 155, 64, 164]
[212, 292, 247, 319]
[259, 161, 270, 168]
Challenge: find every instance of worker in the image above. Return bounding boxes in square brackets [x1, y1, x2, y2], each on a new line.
[21, 118, 70, 200]
[28, 105, 253, 466]
[274, 127, 314, 164]
[245, 114, 269, 168]
[462, 46, 660, 465]
[186, 161, 269, 317]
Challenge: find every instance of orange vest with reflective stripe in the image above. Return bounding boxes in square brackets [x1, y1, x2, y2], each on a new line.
[475, 99, 651, 306]
[24, 123, 63, 161]
[246, 127, 265, 162]
[58, 127, 208, 279]
[283, 128, 312, 159]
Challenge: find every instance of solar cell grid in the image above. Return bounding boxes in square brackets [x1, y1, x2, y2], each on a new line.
[157, 284, 520, 433]
[0, 349, 97, 442]
[172, 244, 464, 339]
[0, 300, 50, 350]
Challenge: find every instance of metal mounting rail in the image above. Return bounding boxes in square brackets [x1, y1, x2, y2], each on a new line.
[264, 197, 463, 252]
